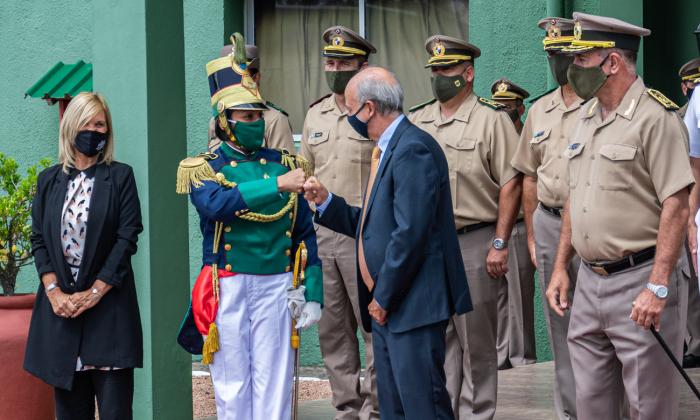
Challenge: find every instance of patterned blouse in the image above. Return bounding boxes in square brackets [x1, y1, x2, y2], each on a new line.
[61, 165, 120, 372]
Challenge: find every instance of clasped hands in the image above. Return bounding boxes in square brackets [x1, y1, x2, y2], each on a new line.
[43, 273, 107, 319]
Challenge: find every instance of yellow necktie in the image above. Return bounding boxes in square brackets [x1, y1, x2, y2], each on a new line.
[358, 146, 382, 291]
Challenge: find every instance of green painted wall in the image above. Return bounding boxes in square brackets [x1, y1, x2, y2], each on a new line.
[0, 1, 94, 294]
[643, 0, 700, 105]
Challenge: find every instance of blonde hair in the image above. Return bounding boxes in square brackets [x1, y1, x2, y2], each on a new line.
[58, 92, 114, 173]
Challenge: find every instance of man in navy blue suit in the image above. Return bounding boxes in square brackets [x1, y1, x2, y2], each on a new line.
[303, 67, 472, 419]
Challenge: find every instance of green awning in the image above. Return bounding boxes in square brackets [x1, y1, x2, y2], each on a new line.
[25, 60, 92, 102]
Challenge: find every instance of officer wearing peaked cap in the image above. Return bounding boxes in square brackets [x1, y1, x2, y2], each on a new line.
[409, 35, 522, 420]
[489, 76, 538, 374]
[490, 78, 530, 134]
[208, 43, 295, 153]
[547, 13, 693, 420]
[510, 17, 585, 420]
[678, 57, 700, 118]
[300, 25, 380, 420]
[176, 33, 323, 420]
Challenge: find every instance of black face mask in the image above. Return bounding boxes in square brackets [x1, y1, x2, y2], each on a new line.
[548, 54, 574, 86]
[74, 130, 107, 157]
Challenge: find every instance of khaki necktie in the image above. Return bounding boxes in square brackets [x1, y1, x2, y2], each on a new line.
[358, 146, 382, 292]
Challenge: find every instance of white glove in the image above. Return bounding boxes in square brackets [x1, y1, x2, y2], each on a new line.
[296, 301, 322, 330]
[286, 285, 306, 320]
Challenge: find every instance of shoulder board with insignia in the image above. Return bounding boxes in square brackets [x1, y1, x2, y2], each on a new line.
[308, 93, 332, 109]
[409, 98, 437, 113]
[266, 101, 289, 117]
[646, 88, 679, 111]
[478, 97, 506, 110]
[527, 87, 557, 105]
[176, 152, 218, 195]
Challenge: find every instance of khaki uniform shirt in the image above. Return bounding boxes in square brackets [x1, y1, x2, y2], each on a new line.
[566, 77, 693, 262]
[301, 95, 375, 207]
[511, 88, 584, 208]
[264, 108, 296, 151]
[679, 101, 688, 119]
[409, 93, 520, 228]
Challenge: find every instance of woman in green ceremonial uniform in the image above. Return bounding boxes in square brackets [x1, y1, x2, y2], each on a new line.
[176, 34, 322, 420]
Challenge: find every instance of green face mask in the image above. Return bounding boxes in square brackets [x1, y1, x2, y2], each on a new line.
[431, 74, 467, 103]
[548, 54, 573, 86]
[231, 118, 266, 152]
[325, 70, 358, 94]
[566, 54, 610, 100]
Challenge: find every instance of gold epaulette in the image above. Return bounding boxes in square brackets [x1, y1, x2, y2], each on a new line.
[646, 89, 679, 110]
[280, 149, 313, 177]
[409, 98, 437, 113]
[176, 152, 218, 194]
[478, 97, 506, 110]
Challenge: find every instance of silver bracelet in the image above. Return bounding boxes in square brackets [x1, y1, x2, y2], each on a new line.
[45, 282, 59, 294]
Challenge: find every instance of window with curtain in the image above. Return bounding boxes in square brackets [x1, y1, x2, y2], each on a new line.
[366, 0, 469, 109]
[255, 0, 468, 132]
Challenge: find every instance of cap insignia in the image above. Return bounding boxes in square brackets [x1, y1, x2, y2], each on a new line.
[548, 20, 561, 38]
[332, 35, 345, 47]
[497, 82, 509, 93]
[433, 41, 446, 57]
[573, 20, 582, 40]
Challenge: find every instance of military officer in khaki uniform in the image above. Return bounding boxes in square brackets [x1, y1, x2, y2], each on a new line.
[409, 36, 522, 420]
[490, 78, 537, 371]
[510, 18, 583, 420]
[491, 78, 529, 134]
[546, 13, 694, 420]
[679, 57, 700, 369]
[679, 58, 700, 119]
[209, 43, 295, 152]
[300, 26, 379, 420]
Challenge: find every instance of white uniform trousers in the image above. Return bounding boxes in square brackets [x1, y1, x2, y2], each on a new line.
[207, 272, 294, 420]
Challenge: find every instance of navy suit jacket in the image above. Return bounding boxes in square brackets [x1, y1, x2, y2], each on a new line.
[317, 117, 472, 333]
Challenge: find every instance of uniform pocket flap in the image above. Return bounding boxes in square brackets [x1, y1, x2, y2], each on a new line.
[307, 130, 330, 145]
[563, 142, 585, 159]
[599, 144, 637, 161]
[445, 137, 476, 150]
[530, 128, 551, 144]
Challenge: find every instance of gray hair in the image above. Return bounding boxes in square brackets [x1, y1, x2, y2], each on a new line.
[356, 70, 404, 115]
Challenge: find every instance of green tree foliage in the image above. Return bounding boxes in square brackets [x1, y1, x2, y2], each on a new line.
[0, 154, 51, 295]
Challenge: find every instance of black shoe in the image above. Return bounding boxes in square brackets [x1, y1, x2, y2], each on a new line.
[498, 360, 513, 371]
[682, 353, 700, 369]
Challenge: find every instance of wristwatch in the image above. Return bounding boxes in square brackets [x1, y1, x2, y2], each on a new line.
[492, 238, 508, 250]
[45, 282, 59, 294]
[646, 282, 669, 299]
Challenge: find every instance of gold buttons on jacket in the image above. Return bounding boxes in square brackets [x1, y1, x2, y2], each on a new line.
[285, 249, 291, 256]
[224, 244, 232, 251]
[285, 265, 291, 272]
[235, 211, 241, 216]
[224, 226, 232, 233]
[263, 173, 270, 179]
[285, 231, 292, 238]
[225, 264, 232, 271]
[230, 161, 238, 167]
[260, 158, 267, 165]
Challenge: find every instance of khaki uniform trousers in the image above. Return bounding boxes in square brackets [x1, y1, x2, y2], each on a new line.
[533, 205, 579, 420]
[685, 243, 700, 356]
[445, 225, 500, 420]
[568, 258, 689, 420]
[497, 220, 537, 368]
[316, 226, 379, 420]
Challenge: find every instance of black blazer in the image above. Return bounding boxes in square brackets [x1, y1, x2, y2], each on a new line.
[318, 117, 472, 333]
[24, 162, 144, 390]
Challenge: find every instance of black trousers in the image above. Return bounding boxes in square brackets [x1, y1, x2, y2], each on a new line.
[54, 368, 134, 420]
[372, 319, 453, 420]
